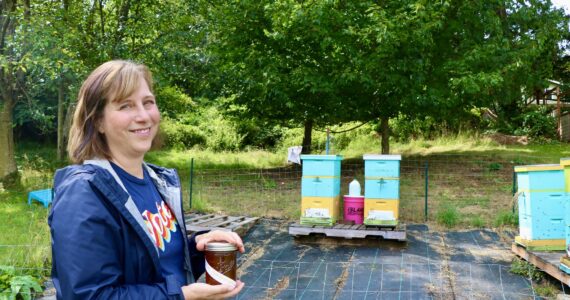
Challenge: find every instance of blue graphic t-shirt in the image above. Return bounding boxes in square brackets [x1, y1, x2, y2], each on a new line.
[111, 162, 186, 287]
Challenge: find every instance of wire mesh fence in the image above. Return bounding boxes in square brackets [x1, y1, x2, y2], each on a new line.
[2, 152, 567, 299]
[189, 153, 557, 227]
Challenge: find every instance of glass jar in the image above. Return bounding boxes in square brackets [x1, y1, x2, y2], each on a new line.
[205, 242, 237, 285]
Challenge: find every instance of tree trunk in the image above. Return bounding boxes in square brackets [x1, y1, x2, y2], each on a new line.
[57, 77, 65, 161]
[0, 95, 18, 185]
[301, 119, 313, 154]
[380, 116, 390, 154]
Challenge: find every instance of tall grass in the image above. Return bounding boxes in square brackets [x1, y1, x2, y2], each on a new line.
[0, 143, 59, 280]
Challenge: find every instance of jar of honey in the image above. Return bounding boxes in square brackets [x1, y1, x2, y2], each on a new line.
[205, 242, 237, 286]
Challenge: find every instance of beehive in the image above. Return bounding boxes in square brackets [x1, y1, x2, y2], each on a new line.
[363, 154, 402, 226]
[561, 158, 570, 256]
[300, 155, 343, 226]
[515, 164, 566, 251]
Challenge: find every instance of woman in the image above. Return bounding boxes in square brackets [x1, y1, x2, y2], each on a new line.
[49, 60, 245, 299]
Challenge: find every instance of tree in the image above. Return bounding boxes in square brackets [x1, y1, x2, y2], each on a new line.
[202, 0, 365, 153]
[0, 0, 30, 184]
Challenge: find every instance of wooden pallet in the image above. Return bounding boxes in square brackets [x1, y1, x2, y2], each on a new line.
[288, 222, 406, 241]
[511, 242, 570, 286]
[184, 213, 259, 236]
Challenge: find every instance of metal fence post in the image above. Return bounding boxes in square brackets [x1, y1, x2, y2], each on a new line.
[424, 161, 429, 222]
[512, 170, 516, 213]
[189, 158, 194, 209]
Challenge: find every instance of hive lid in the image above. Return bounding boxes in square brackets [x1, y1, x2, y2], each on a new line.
[300, 155, 343, 161]
[514, 164, 562, 172]
[363, 154, 402, 161]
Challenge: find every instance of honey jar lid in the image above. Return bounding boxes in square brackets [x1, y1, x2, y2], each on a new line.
[205, 242, 237, 251]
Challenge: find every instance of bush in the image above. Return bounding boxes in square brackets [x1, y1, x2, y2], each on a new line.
[159, 104, 247, 151]
[197, 106, 244, 151]
[0, 266, 43, 300]
[510, 257, 544, 282]
[390, 115, 441, 142]
[160, 117, 206, 149]
[275, 122, 376, 153]
[235, 119, 284, 149]
[155, 86, 195, 118]
[512, 106, 557, 139]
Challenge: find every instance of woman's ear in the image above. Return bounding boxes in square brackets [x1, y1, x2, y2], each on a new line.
[97, 120, 105, 134]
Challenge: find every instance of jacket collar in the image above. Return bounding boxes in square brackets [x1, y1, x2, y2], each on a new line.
[143, 164, 185, 232]
[83, 159, 160, 254]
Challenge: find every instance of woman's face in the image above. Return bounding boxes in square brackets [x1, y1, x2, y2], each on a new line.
[98, 78, 160, 161]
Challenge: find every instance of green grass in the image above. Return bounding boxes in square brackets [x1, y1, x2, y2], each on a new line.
[0, 190, 51, 279]
[3, 133, 570, 282]
[494, 210, 518, 227]
[146, 148, 284, 170]
[436, 206, 460, 228]
[510, 257, 561, 297]
[470, 216, 485, 228]
[510, 257, 544, 282]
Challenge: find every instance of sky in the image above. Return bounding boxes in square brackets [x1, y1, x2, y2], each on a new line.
[552, 0, 570, 13]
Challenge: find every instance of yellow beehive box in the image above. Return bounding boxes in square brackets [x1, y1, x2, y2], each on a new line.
[300, 195, 340, 226]
[363, 198, 399, 226]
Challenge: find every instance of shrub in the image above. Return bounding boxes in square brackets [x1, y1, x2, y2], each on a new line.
[198, 106, 244, 151]
[512, 106, 557, 139]
[390, 115, 441, 142]
[155, 86, 195, 118]
[160, 117, 206, 149]
[510, 257, 544, 282]
[235, 119, 284, 149]
[0, 266, 43, 300]
[275, 122, 376, 153]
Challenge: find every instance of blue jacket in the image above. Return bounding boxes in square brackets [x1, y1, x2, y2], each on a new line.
[48, 159, 205, 300]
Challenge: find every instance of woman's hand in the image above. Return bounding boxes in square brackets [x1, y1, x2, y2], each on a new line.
[182, 281, 244, 300]
[195, 230, 245, 253]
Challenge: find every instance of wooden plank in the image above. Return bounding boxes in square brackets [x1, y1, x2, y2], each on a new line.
[185, 215, 221, 224]
[208, 216, 243, 228]
[185, 214, 216, 222]
[228, 217, 259, 236]
[189, 215, 229, 226]
[511, 243, 570, 286]
[186, 225, 232, 233]
[289, 223, 406, 241]
[228, 217, 259, 231]
[184, 214, 259, 237]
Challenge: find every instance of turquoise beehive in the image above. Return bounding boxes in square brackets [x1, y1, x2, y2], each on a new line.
[515, 164, 567, 250]
[299, 155, 343, 226]
[300, 155, 342, 198]
[363, 154, 402, 226]
[363, 155, 401, 200]
[561, 158, 570, 257]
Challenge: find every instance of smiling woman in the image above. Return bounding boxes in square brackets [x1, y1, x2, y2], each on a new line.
[49, 60, 245, 300]
[98, 73, 160, 178]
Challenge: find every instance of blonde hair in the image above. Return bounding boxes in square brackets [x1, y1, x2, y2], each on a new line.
[67, 60, 154, 164]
